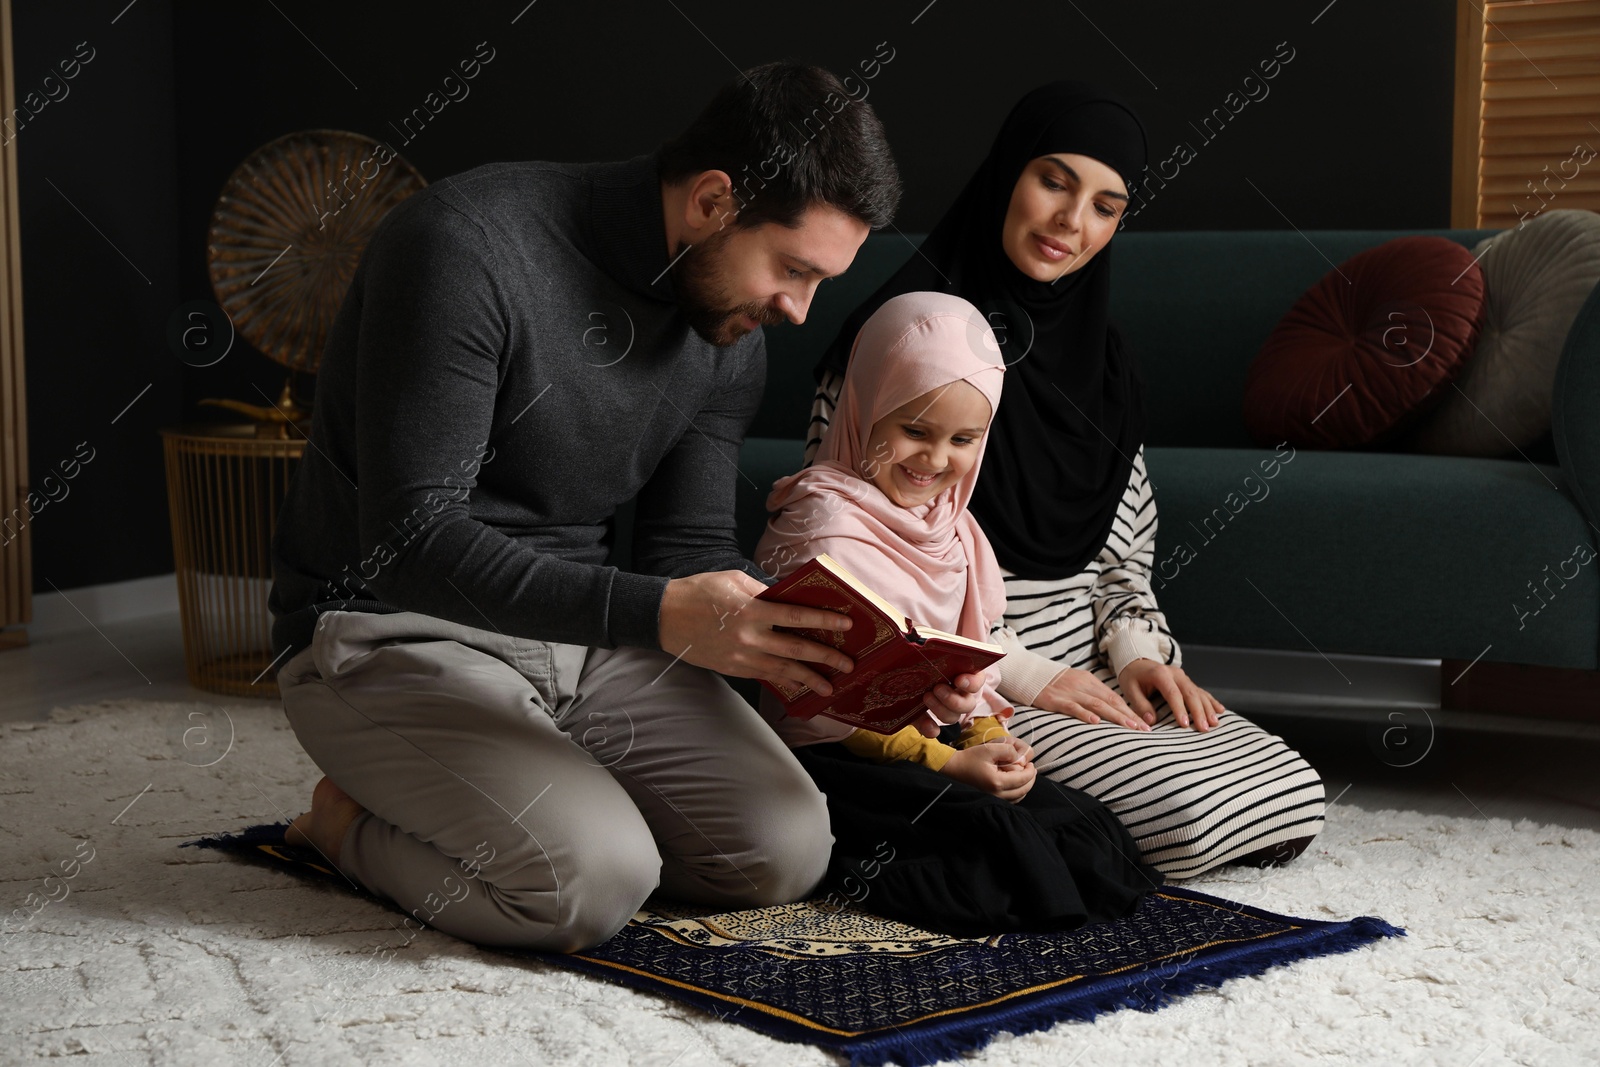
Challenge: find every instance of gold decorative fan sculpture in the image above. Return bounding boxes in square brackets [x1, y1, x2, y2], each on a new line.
[204, 130, 427, 433]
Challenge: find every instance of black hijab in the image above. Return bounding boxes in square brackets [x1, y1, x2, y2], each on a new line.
[814, 81, 1150, 581]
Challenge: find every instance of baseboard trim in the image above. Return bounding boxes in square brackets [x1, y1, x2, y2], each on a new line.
[23, 572, 179, 639]
[1183, 643, 1600, 740]
[1181, 643, 1442, 710]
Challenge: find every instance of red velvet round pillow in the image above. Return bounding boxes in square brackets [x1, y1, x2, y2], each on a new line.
[1243, 236, 1487, 449]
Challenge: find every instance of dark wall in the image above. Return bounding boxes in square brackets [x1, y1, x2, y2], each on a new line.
[13, 0, 181, 595]
[19, 0, 1458, 594]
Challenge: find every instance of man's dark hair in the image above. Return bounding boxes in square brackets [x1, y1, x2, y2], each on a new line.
[659, 62, 901, 231]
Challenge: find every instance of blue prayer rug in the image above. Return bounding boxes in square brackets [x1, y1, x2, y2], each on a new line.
[184, 822, 1405, 1067]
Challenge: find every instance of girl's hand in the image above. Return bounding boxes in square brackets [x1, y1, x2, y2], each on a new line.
[922, 673, 984, 732]
[1033, 667, 1151, 731]
[910, 672, 985, 737]
[939, 740, 1035, 803]
[1117, 660, 1226, 732]
[989, 734, 1033, 771]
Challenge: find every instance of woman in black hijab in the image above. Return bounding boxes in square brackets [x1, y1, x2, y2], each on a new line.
[806, 82, 1326, 878]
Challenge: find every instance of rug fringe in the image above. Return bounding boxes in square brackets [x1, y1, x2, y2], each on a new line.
[840, 915, 1407, 1067]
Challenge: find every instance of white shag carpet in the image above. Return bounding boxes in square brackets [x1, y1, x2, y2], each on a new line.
[0, 699, 1594, 1067]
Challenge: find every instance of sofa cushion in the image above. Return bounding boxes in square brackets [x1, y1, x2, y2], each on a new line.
[1143, 446, 1599, 670]
[1409, 209, 1600, 457]
[739, 439, 1599, 672]
[1241, 236, 1485, 449]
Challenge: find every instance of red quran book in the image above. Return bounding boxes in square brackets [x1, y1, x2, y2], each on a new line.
[756, 553, 1005, 734]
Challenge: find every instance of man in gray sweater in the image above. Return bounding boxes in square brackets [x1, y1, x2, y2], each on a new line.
[267, 63, 979, 953]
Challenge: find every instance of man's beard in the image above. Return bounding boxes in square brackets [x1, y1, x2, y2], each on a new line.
[672, 228, 785, 347]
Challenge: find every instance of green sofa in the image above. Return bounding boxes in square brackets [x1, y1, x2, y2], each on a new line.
[616, 229, 1600, 710]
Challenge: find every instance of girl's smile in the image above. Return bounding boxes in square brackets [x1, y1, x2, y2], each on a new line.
[864, 379, 993, 508]
[897, 463, 942, 488]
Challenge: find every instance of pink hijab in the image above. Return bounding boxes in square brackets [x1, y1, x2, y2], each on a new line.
[755, 291, 1012, 742]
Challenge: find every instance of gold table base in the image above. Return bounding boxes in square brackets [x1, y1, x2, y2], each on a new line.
[160, 423, 306, 698]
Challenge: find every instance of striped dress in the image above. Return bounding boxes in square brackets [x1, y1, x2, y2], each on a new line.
[807, 368, 1327, 880]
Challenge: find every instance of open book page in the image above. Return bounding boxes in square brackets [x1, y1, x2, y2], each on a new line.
[812, 555, 1001, 655]
[911, 624, 1003, 653]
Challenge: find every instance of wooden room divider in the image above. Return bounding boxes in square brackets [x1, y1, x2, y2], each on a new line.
[0, 0, 31, 649]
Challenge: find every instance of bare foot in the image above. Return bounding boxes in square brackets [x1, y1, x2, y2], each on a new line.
[284, 776, 367, 866]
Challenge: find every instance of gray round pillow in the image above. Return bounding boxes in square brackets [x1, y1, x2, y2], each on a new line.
[1410, 208, 1600, 456]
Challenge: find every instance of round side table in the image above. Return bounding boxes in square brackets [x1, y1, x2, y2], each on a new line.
[159, 422, 306, 698]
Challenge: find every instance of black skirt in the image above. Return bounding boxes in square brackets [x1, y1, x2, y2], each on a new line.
[792, 741, 1167, 938]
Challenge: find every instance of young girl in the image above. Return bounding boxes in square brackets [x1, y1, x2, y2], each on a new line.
[755, 291, 1163, 936]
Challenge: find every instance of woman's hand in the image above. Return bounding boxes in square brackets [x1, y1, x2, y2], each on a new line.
[938, 738, 1035, 803]
[1033, 667, 1152, 731]
[1117, 660, 1227, 732]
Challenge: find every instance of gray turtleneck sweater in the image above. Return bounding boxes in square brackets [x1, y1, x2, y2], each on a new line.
[268, 151, 774, 662]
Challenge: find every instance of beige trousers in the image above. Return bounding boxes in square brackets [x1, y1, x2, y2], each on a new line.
[276, 609, 831, 952]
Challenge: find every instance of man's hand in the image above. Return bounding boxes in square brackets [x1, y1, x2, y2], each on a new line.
[659, 570, 853, 695]
[1034, 666, 1152, 731]
[1117, 660, 1227, 732]
[939, 739, 1035, 803]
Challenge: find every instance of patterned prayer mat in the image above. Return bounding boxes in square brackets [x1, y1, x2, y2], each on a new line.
[184, 822, 1405, 1066]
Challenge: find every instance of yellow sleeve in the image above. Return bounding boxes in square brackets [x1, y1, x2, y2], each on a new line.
[956, 716, 1009, 749]
[839, 725, 958, 771]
